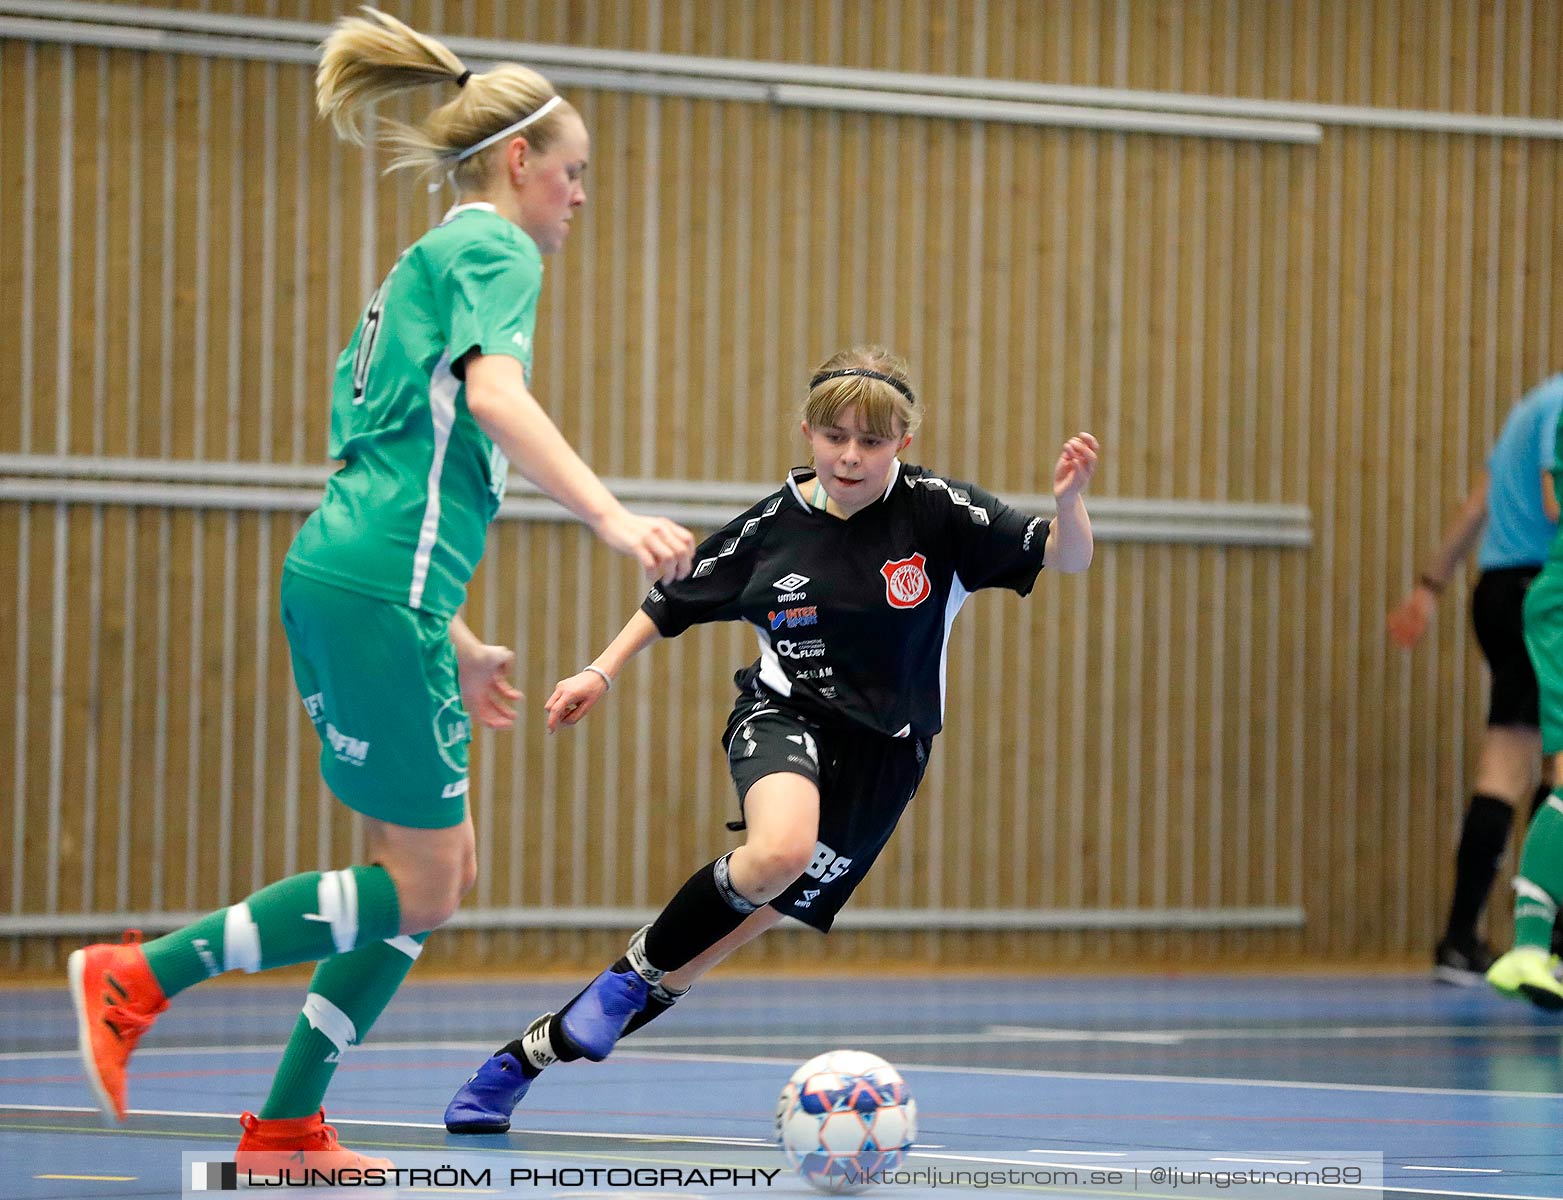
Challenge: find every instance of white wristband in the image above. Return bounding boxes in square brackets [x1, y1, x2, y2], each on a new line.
[582, 665, 613, 690]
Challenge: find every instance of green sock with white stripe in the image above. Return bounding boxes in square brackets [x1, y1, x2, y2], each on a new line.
[1513, 794, 1563, 951]
[259, 932, 429, 1119]
[140, 866, 402, 998]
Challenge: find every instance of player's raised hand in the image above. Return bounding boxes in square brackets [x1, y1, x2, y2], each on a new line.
[596, 509, 697, 585]
[1053, 432, 1099, 503]
[544, 669, 612, 733]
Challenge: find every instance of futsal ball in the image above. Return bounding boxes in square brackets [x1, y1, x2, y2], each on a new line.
[774, 1049, 917, 1194]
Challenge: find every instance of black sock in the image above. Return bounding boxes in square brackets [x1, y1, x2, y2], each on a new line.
[621, 980, 689, 1039]
[494, 856, 752, 1081]
[641, 853, 759, 974]
[499, 1011, 570, 1078]
[499, 977, 690, 1076]
[503, 963, 697, 1081]
[1445, 792, 1515, 941]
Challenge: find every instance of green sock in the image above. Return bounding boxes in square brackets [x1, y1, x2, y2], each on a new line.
[259, 933, 429, 1120]
[1514, 794, 1563, 950]
[141, 866, 402, 998]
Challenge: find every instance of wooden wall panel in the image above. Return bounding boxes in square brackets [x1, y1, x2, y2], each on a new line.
[5, 2, 1563, 972]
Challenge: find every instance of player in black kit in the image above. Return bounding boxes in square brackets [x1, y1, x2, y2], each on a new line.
[445, 346, 1099, 1131]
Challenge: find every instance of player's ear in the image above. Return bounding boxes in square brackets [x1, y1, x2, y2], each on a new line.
[899, 432, 913, 452]
[507, 136, 530, 183]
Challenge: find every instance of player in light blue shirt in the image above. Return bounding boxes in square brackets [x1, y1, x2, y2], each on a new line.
[1481, 375, 1563, 569]
[1389, 373, 1563, 983]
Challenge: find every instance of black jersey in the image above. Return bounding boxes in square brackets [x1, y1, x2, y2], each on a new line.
[641, 461, 1050, 739]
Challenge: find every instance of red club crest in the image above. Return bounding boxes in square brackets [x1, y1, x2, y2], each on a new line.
[881, 553, 931, 609]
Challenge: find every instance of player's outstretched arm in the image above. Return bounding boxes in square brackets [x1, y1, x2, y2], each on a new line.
[1045, 432, 1098, 573]
[464, 354, 697, 585]
[544, 610, 663, 733]
[1387, 475, 1488, 648]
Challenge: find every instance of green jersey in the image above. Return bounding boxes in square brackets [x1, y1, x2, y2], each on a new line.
[286, 204, 541, 618]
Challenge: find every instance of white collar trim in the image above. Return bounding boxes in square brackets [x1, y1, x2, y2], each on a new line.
[784, 460, 903, 512]
[440, 201, 498, 224]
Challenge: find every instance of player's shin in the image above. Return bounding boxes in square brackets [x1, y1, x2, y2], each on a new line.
[1514, 795, 1563, 949]
[259, 933, 428, 1120]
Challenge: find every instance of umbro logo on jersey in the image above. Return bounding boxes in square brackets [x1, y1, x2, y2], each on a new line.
[772, 573, 810, 592]
[881, 553, 931, 609]
[794, 888, 821, 909]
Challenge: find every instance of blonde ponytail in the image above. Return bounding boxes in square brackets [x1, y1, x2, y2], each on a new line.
[315, 7, 575, 190]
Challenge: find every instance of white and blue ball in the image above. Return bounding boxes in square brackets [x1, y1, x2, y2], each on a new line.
[774, 1050, 917, 1194]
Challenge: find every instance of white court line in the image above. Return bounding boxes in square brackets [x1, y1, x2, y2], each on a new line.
[6, 1040, 1563, 1103]
[0, 1041, 500, 1062]
[527, 1031, 1192, 1048]
[1211, 1156, 1313, 1165]
[1028, 1149, 1127, 1157]
[14, 1023, 1554, 1056]
[982, 1027, 1185, 1044]
[990, 1023, 1563, 1044]
[911, 1151, 1092, 1169]
[1403, 1166, 1506, 1174]
[613, 1048, 1563, 1102]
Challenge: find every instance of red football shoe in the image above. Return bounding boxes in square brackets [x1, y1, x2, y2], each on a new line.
[236, 1110, 394, 1180]
[66, 932, 169, 1121]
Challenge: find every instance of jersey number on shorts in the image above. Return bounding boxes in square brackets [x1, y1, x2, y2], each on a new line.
[805, 842, 853, 884]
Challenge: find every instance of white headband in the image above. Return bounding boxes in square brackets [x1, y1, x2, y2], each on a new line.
[451, 94, 563, 165]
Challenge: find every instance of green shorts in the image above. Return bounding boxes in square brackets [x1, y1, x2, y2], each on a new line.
[1523, 563, 1563, 754]
[280, 568, 471, 829]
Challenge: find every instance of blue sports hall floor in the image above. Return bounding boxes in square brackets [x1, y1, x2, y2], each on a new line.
[3, 972, 1563, 1199]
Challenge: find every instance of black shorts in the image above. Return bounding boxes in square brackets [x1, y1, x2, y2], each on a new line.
[721, 692, 931, 933]
[1472, 565, 1543, 728]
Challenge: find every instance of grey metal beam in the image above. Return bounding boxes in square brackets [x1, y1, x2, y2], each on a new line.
[0, 904, 1305, 936]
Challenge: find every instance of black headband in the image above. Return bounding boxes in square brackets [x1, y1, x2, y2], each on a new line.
[456, 69, 473, 87]
[808, 368, 916, 405]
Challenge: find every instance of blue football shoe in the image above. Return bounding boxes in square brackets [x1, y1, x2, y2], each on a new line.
[559, 968, 649, 1061]
[444, 1051, 532, 1133]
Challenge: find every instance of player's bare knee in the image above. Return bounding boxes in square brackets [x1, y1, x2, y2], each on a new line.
[748, 840, 815, 893]
[430, 858, 472, 927]
[388, 857, 468, 933]
[394, 889, 445, 936]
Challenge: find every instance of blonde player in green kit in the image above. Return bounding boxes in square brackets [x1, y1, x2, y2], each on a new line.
[65, 9, 695, 1174]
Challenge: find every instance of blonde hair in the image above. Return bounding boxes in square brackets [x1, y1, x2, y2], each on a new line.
[802, 346, 922, 439]
[315, 7, 577, 191]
